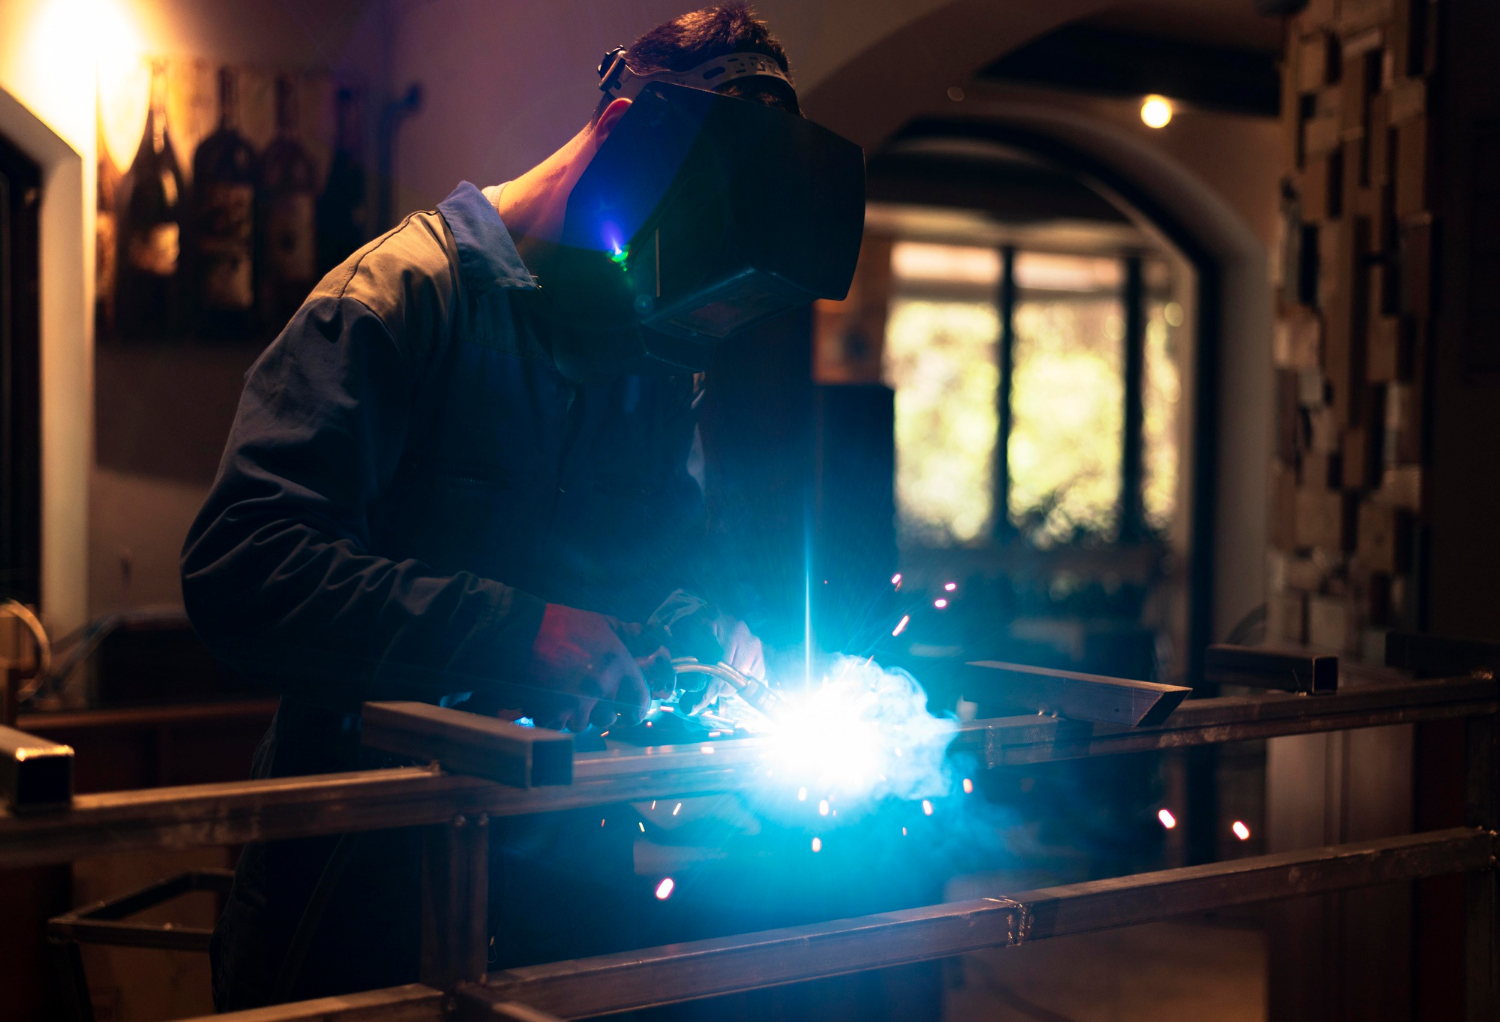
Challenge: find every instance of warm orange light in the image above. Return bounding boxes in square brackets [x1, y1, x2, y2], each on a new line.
[922, 799, 934, 816]
[1141, 95, 1173, 128]
[1232, 820, 1251, 841]
[962, 778, 974, 794]
[1158, 808, 1177, 829]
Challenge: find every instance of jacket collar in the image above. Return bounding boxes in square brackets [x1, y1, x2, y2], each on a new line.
[437, 181, 538, 294]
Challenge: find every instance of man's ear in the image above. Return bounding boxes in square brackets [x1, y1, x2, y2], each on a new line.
[593, 97, 632, 141]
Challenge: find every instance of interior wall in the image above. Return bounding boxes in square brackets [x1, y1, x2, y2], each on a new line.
[0, 75, 88, 634]
[385, 0, 1110, 215]
[0, 0, 393, 625]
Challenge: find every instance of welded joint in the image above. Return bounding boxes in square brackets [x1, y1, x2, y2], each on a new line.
[982, 897, 1034, 945]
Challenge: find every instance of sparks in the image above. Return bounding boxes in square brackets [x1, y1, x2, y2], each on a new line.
[639, 822, 646, 833]
[655, 877, 675, 900]
[891, 573, 902, 586]
[1232, 820, 1251, 840]
[753, 655, 956, 811]
[922, 800, 933, 816]
[650, 801, 656, 810]
[701, 745, 715, 754]
[901, 827, 907, 836]
[818, 800, 829, 816]
[1158, 808, 1177, 829]
[672, 803, 682, 816]
[811, 837, 822, 852]
[962, 778, 974, 794]
[933, 598, 948, 609]
[944, 582, 957, 591]
[892, 614, 910, 637]
[600, 819, 606, 827]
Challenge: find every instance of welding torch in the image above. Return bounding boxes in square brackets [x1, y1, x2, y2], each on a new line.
[670, 657, 782, 717]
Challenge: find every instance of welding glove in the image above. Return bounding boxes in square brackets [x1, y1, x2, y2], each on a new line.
[524, 604, 652, 731]
[635, 590, 766, 714]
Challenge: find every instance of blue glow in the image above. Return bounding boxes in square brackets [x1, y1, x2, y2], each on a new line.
[515, 717, 534, 728]
[749, 656, 956, 811]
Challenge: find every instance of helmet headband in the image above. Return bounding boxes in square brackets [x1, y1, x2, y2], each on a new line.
[598, 47, 795, 107]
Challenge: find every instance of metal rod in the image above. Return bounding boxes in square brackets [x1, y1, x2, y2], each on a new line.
[420, 813, 489, 990]
[994, 244, 1016, 542]
[0, 676, 1494, 870]
[962, 660, 1190, 726]
[187, 983, 445, 1021]
[459, 828, 1496, 1020]
[362, 701, 573, 787]
[1120, 254, 1146, 542]
[1465, 714, 1499, 1021]
[1388, 631, 1500, 678]
[1204, 644, 1338, 694]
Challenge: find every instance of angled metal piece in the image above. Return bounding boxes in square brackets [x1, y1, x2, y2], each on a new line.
[457, 828, 1495, 1020]
[361, 701, 573, 787]
[47, 868, 232, 952]
[963, 660, 1191, 726]
[0, 723, 73, 812]
[183, 983, 446, 1021]
[1205, 644, 1338, 694]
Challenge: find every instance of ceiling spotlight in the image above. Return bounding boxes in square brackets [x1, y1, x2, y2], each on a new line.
[1141, 95, 1173, 129]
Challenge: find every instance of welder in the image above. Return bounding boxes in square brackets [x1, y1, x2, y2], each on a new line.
[180, 2, 863, 1010]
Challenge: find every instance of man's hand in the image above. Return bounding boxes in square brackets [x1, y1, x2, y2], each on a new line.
[717, 614, 765, 681]
[679, 613, 766, 715]
[525, 604, 651, 731]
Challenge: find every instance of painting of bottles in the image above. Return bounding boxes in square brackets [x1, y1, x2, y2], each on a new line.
[97, 58, 370, 345]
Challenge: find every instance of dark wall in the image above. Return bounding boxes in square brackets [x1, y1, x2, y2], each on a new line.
[1425, 0, 1500, 642]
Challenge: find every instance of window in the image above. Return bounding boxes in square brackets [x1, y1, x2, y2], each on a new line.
[883, 243, 1000, 546]
[1008, 253, 1125, 545]
[882, 240, 1181, 550]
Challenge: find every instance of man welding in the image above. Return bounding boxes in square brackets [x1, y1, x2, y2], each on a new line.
[181, 2, 863, 1009]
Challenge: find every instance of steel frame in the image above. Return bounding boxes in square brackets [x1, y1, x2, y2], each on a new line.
[3, 670, 1496, 1021]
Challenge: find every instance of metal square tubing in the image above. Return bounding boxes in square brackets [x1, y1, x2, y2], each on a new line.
[0, 675, 1495, 870]
[457, 828, 1495, 1020]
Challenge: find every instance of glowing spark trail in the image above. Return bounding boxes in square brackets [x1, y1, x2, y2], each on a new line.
[1158, 808, 1177, 829]
[655, 877, 675, 900]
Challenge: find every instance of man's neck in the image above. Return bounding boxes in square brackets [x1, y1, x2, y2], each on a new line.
[490, 125, 594, 243]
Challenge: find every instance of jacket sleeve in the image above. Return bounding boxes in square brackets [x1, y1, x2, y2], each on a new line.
[181, 294, 546, 706]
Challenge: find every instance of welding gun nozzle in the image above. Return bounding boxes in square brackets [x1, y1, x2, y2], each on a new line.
[671, 659, 780, 715]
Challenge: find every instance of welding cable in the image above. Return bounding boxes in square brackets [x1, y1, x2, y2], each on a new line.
[271, 831, 363, 1002]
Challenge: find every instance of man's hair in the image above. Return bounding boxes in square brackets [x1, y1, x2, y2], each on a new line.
[592, 3, 798, 122]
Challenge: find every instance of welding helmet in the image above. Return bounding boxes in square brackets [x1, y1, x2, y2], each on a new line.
[526, 51, 865, 380]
